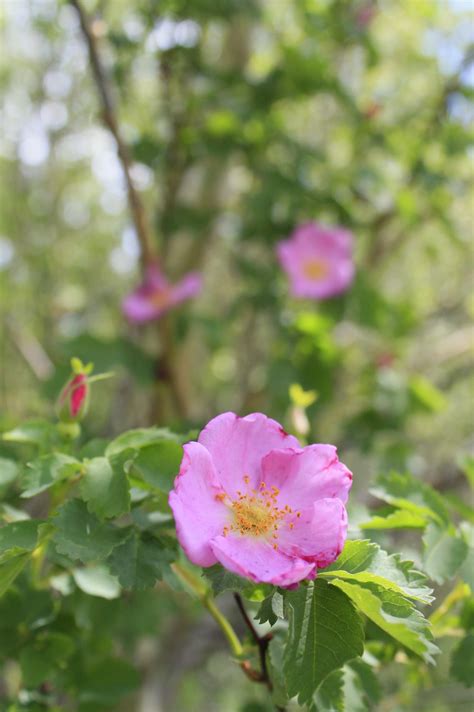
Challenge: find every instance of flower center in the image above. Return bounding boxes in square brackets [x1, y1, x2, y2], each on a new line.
[219, 477, 299, 549]
[303, 259, 328, 281]
[149, 289, 171, 308]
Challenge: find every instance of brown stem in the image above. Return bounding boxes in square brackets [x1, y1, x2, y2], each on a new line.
[69, 0, 155, 268]
[69, 0, 188, 419]
[234, 593, 273, 691]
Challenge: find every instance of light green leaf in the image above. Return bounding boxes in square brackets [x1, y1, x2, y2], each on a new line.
[457, 454, 474, 488]
[0, 458, 18, 492]
[370, 471, 449, 527]
[409, 375, 447, 413]
[52, 499, 128, 563]
[2, 420, 57, 447]
[0, 552, 31, 598]
[321, 540, 433, 603]
[80, 456, 130, 519]
[21, 453, 81, 498]
[450, 633, 474, 687]
[423, 523, 468, 584]
[72, 565, 121, 599]
[361, 509, 427, 530]
[105, 427, 182, 457]
[107, 530, 176, 590]
[329, 579, 438, 663]
[284, 579, 365, 704]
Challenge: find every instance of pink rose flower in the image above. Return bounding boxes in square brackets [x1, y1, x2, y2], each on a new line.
[122, 262, 202, 324]
[169, 412, 352, 587]
[277, 222, 355, 300]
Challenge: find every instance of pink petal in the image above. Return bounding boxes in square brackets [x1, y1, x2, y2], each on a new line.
[169, 442, 229, 567]
[210, 534, 315, 586]
[277, 498, 348, 568]
[122, 291, 165, 323]
[169, 272, 202, 306]
[198, 412, 300, 498]
[260, 445, 352, 510]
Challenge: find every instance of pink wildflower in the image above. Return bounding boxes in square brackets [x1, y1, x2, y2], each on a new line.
[169, 412, 352, 587]
[277, 222, 355, 300]
[122, 262, 202, 324]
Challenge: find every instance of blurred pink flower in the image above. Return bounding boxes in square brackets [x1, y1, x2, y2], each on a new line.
[169, 412, 352, 587]
[277, 222, 355, 300]
[122, 263, 202, 324]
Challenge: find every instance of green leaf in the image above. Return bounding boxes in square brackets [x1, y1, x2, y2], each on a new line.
[21, 453, 81, 498]
[20, 631, 75, 687]
[0, 519, 42, 555]
[370, 471, 449, 527]
[256, 592, 285, 626]
[2, 419, 57, 447]
[329, 579, 438, 663]
[72, 565, 121, 599]
[80, 456, 130, 519]
[0, 457, 19, 492]
[321, 540, 433, 603]
[107, 530, 176, 590]
[408, 375, 447, 413]
[284, 579, 365, 704]
[361, 509, 427, 530]
[450, 633, 474, 687]
[311, 669, 344, 712]
[78, 657, 140, 704]
[52, 499, 127, 563]
[105, 427, 182, 457]
[458, 454, 474, 488]
[423, 523, 468, 584]
[204, 564, 271, 600]
[0, 552, 31, 598]
[131, 440, 183, 492]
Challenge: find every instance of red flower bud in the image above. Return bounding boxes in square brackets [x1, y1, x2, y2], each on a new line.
[56, 371, 90, 423]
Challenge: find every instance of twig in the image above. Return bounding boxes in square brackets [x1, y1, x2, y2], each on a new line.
[69, 0, 155, 269]
[69, 0, 188, 419]
[234, 593, 273, 691]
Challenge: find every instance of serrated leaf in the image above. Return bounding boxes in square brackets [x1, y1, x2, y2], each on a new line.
[361, 509, 427, 530]
[423, 523, 468, 584]
[80, 456, 130, 519]
[52, 499, 128, 563]
[131, 440, 183, 492]
[370, 472, 449, 527]
[21, 453, 81, 498]
[105, 427, 182, 457]
[329, 579, 438, 663]
[284, 579, 365, 704]
[311, 669, 344, 711]
[72, 565, 121, 599]
[321, 540, 433, 603]
[450, 633, 474, 687]
[256, 590, 285, 626]
[107, 530, 176, 590]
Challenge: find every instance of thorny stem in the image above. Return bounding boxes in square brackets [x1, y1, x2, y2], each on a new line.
[69, 0, 188, 419]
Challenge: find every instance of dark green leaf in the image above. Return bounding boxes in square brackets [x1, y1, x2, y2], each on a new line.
[450, 633, 474, 687]
[52, 499, 128, 563]
[78, 657, 140, 704]
[105, 427, 182, 457]
[284, 579, 365, 704]
[20, 632, 75, 687]
[107, 530, 176, 590]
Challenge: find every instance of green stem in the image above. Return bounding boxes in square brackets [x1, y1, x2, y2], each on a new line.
[172, 562, 243, 657]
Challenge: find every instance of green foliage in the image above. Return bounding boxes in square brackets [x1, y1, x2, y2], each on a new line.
[284, 579, 365, 704]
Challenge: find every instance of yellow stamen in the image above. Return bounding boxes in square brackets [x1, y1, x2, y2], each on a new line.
[303, 259, 328, 281]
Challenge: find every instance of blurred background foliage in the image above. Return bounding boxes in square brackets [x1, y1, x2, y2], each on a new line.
[0, 0, 473, 710]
